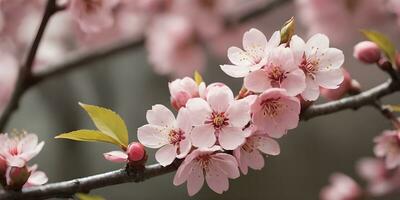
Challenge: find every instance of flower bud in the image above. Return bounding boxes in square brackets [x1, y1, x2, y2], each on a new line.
[395, 53, 400, 71]
[169, 77, 200, 110]
[5, 166, 30, 191]
[280, 17, 295, 44]
[0, 156, 7, 187]
[353, 41, 381, 64]
[127, 142, 146, 162]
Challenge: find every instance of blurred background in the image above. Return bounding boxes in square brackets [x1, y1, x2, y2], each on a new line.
[2, 0, 400, 199]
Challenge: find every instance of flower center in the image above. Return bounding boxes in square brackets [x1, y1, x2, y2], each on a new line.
[242, 139, 255, 153]
[266, 65, 287, 87]
[299, 57, 319, 79]
[83, 0, 102, 12]
[207, 112, 229, 130]
[9, 146, 19, 156]
[260, 98, 282, 118]
[168, 129, 185, 145]
[196, 154, 211, 170]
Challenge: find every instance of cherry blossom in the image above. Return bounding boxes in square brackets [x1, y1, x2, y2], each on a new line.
[69, 0, 120, 33]
[373, 130, 400, 169]
[290, 34, 345, 101]
[320, 173, 363, 200]
[0, 132, 45, 168]
[137, 105, 192, 166]
[251, 88, 300, 138]
[243, 46, 306, 96]
[169, 77, 205, 110]
[173, 146, 240, 196]
[220, 28, 280, 78]
[233, 130, 280, 175]
[186, 86, 251, 150]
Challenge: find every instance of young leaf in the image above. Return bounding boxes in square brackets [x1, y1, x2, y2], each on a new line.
[76, 193, 105, 200]
[280, 17, 295, 44]
[194, 71, 203, 86]
[55, 130, 121, 146]
[362, 30, 396, 63]
[79, 103, 129, 148]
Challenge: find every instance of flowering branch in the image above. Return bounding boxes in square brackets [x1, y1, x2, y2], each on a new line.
[0, 0, 59, 131]
[0, 75, 398, 200]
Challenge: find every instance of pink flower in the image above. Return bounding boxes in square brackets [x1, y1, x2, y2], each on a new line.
[244, 46, 306, 96]
[0, 132, 45, 168]
[356, 157, 400, 196]
[186, 86, 251, 150]
[173, 146, 240, 196]
[169, 77, 205, 110]
[320, 173, 363, 200]
[373, 130, 400, 169]
[137, 105, 192, 166]
[103, 142, 146, 163]
[251, 88, 301, 138]
[290, 34, 345, 101]
[233, 130, 280, 175]
[146, 14, 206, 77]
[69, 0, 120, 33]
[220, 28, 280, 78]
[320, 68, 352, 101]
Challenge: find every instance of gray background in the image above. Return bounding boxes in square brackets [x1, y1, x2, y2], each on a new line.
[5, 2, 400, 200]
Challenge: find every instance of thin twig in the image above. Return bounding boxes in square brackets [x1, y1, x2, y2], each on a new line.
[0, 78, 399, 200]
[0, 0, 58, 131]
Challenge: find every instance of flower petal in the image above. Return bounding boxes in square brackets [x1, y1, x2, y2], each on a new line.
[187, 164, 204, 196]
[186, 98, 211, 125]
[302, 77, 320, 101]
[26, 170, 48, 187]
[226, 101, 251, 128]
[220, 64, 250, 78]
[146, 104, 175, 127]
[227, 47, 253, 66]
[155, 144, 177, 167]
[219, 127, 246, 150]
[243, 28, 266, 58]
[281, 69, 306, 96]
[103, 151, 128, 163]
[177, 138, 192, 159]
[318, 48, 344, 70]
[244, 149, 264, 170]
[256, 136, 280, 155]
[206, 87, 234, 113]
[205, 163, 229, 194]
[305, 33, 329, 56]
[244, 70, 271, 93]
[316, 68, 344, 89]
[137, 124, 168, 148]
[213, 153, 240, 179]
[191, 124, 216, 148]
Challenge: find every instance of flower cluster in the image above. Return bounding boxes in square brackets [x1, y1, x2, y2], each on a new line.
[0, 132, 47, 190]
[137, 28, 345, 195]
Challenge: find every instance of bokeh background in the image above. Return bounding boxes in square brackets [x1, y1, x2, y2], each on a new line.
[3, 1, 400, 199]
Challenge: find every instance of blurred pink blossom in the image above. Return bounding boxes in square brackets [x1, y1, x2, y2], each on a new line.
[168, 77, 205, 110]
[320, 173, 363, 200]
[374, 130, 400, 169]
[173, 146, 240, 196]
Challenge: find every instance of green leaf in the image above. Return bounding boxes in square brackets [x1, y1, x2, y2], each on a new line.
[362, 30, 396, 63]
[280, 17, 295, 44]
[55, 130, 121, 146]
[194, 71, 203, 86]
[79, 103, 129, 148]
[76, 193, 106, 200]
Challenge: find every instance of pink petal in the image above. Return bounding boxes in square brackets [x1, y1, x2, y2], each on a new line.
[220, 64, 250, 78]
[256, 136, 280, 155]
[186, 98, 211, 125]
[191, 124, 216, 148]
[243, 150, 264, 170]
[146, 104, 175, 127]
[318, 48, 345, 70]
[266, 31, 281, 51]
[227, 47, 253, 66]
[20, 141, 45, 162]
[281, 69, 306, 96]
[6, 156, 25, 168]
[26, 170, 48, 187]
[176, 108, 192, 133]
[206, 87, 234, 113]
[219, 127, 246, 150]
[226, 101, 251, 128]
[155, 144, 177, 167]
[243, 28, 266, 58]
[302, 77, 320, 101]
[177, 139, 192, 159]
[173, 160, 194, 186]
[316, 68, 344, 89]
[290, 35, 306, 65]
[205, 163, 229, 194]
[187, 164, 204, 196]
[305, 33, 329, 55]
[137, 124, 168, 148]
[234, 148, 249, 175]
[269, 46, 296, 71]
[213, 153, 240, 179]
[18, 133, 38, 153]
[244, 70, 271, 93]
[103, 151, 128, 163]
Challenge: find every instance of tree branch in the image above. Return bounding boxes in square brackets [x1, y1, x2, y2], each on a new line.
[0, 0, 58, 131]
[0, 78, 398, 200]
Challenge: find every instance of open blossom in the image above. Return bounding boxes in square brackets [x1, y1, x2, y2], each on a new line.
[290, 34, 345, 101]
[244, 46, 306, 96]
[220, 28, 280, 78]
[169, 77, 205, 110]
[0, 132, 45, 168]
[137, 105, 192, 166]
[373, 130, 400, 169]
[251, 88, 300, 138]
[320, 173, 363, 200]
[173, 146, 240, 196]
[69, 0, 120, 33]
[186, 86, 251, 150]
[233, 130, 280, 175]
[356, 157, 400, 196]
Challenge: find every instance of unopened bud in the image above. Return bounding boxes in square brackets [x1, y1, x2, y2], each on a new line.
[280, 17, 295, 44]
[127, 142, 146, 162]
[353, 41, 381, 64]
[6, 166, 30, 191]
[395, 53, 400, 71]
[349, 80, 362, 95]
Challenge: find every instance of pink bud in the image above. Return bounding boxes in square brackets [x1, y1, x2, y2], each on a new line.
[395, 53, 400, 71]
[127, 142, 146, 162]
[320, 68, 352, 100]
[6, 166, 30, 190]
[353, 41, 381, 64]
[0, 156, 6, 175]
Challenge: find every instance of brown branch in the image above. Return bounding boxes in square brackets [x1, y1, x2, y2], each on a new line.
[0, 78, 398, 200]
[0, 0, 58, 131]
